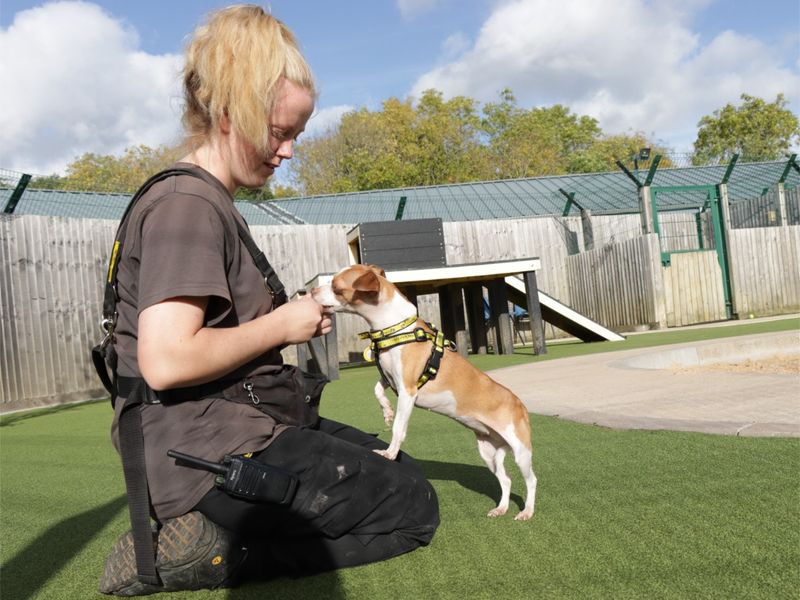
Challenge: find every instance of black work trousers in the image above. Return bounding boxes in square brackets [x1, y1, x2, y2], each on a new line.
[194, 418, 440, 579]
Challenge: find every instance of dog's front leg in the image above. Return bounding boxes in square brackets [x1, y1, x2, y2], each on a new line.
[373, 380, 394, 426]
[374, 388, 415, 461]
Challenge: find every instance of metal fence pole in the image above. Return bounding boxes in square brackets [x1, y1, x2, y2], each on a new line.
[3, 174, 32, 214]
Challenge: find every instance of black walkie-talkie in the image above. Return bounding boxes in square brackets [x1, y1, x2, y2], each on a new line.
[167, 449, 298, 505]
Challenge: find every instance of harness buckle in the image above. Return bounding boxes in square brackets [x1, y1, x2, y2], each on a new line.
[265, 278, 275, 297]
[363, 345, 376, 362]
[99, 312, 117, 348]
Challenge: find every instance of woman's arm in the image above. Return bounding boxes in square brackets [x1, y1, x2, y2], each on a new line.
[138, 295, 332, 390]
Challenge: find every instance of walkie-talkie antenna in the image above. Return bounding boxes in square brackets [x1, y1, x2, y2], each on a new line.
[167, 449, 228, 476]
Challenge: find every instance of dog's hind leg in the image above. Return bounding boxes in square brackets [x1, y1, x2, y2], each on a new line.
[500, 426, 537, 521]
[373, 379, 394, 426]
[476, 432, 511, 517]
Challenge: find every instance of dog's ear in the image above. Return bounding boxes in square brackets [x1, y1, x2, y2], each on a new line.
[352, 270, 380, 294]
[365, 264, 386, 278]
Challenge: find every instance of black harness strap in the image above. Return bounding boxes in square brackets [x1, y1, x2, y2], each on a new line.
[92, 166, 288, 586]
[118, 382, 160, 586]
[234, 219, 287, 306]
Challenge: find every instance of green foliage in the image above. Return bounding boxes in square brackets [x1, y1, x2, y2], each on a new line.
[59, 144, 185, 193]
[484, 90, 603, 177]
[234, 186, 275, 202]
[291, 88, 666, 194]
[293, 91, 489, 195]
[234, 183, 301, 202]
[568, 132, 674, 173]
[28, 174, 66, 189]
[270, 183, 300, 199]
[693, 93, 800, 165]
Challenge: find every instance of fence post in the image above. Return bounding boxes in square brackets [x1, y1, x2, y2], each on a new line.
[716, 155, 738, 318]
[645, 234, 668, 329]
[3, 174, 32, 214]
[638, 187, 654, 234]
[558, 189, 595, 252]
[580, 208, 594, 251]
[777, 154, 797, 226]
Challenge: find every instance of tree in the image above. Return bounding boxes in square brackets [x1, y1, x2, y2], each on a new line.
[28, 174, 65, 189]
[270, 184, 300, 199]
[234, 186, 274, 201]
[567, 132, 672, 174]
[291, 90, 488, 193]
[482, 90, 601, 178]
[233, 183, 299, 201]
[61, 144, 185, 192]
[289, 87, 668, 194]
[693, 93, 800, 164]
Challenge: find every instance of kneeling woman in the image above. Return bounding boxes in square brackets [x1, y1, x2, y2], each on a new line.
[103, 5, 438, 594]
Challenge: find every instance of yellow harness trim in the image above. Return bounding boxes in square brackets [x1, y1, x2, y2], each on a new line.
[358, 315, 418, 341]
[359, 317, 455, 389]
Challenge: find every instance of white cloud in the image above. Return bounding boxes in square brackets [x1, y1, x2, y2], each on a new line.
[396, 0, 442, 20]
[304, 104, 355, 138]
[410, 0, 800, 151]
[441, 32, 471, 61]
[0, 1, 183, 175]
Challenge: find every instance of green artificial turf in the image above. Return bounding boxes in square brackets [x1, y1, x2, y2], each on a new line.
[1, 317, 798, 600]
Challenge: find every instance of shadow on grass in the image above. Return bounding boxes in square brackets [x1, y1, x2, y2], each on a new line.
[418, 459, 525, 512]
[0, 399, 106, 428]
[2, 495, 126, 600]
[226, 569, 346, 600]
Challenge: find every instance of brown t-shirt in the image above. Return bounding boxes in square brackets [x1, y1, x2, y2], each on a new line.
[110, 164, 287, 519]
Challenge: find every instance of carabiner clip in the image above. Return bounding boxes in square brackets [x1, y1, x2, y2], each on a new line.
[243, 381, 260, 405]
[99, 313, 117, 348]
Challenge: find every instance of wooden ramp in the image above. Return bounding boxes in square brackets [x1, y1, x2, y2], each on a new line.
[504, 276, 625, 343]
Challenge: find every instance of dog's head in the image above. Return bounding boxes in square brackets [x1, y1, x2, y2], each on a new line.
[311, 264, 388, 317]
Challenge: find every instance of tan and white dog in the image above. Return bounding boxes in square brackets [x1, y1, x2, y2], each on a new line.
[312, 264, 537, 520]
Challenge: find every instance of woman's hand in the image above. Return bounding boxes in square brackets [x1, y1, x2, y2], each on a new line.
[273, 295, 332, 345]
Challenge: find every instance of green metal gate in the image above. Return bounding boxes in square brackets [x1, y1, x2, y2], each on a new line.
[651, 184, 733, 320]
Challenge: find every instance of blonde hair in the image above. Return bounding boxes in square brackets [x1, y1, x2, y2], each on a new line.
[182, 5, 315, 153]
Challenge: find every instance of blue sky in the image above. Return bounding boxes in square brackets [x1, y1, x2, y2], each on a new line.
[1, 0, 798, 180]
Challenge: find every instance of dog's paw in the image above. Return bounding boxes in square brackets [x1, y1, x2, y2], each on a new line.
[373, 448, 398, 461]
[382, 410, 394, 426]
[487, 506, 508, 518]
[514, 509, 534, 521]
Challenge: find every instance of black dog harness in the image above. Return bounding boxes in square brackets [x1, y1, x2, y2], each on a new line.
[359, 316, 456, 391]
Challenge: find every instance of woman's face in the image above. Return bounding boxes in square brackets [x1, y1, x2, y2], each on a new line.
[229, 78, 314, 191]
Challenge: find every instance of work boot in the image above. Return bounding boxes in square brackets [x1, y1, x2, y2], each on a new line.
[99, 511, 246, 596]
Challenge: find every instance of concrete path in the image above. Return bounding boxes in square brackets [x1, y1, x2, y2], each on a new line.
[490, 330, 800, 437]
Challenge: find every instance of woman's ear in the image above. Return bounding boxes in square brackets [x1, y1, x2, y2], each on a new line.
[219, 108, 232, 134]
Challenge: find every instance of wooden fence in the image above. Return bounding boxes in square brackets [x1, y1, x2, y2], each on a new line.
[2, 214, 798, 410]
[728, 225, 800, 316]
[565, 234, 666, 331]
